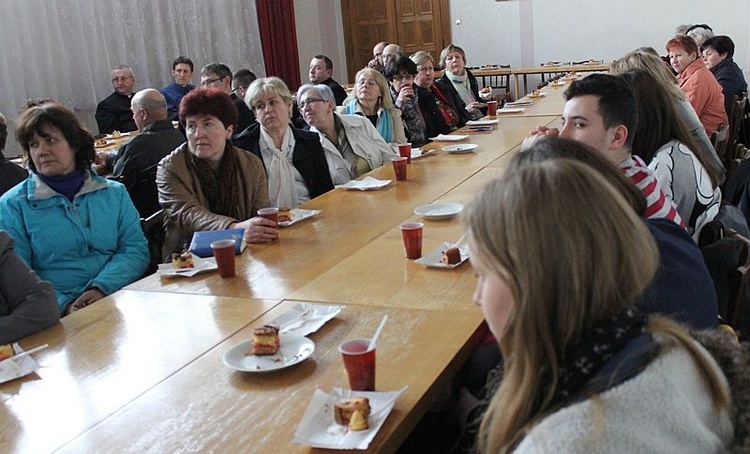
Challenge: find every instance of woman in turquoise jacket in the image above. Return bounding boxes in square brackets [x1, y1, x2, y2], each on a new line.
[0, 103, 149, 314]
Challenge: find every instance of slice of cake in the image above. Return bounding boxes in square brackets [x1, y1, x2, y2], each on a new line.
[250, 325, 280, 355]
[278, 208, 292, 223]
[171, 250, 194, 269]
[334, 397, 371, 428]
[440, 247, 461, 265]
[0, 344, 15, 361]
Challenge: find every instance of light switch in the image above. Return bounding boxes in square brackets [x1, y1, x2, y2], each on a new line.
[455, 19, 462, 25]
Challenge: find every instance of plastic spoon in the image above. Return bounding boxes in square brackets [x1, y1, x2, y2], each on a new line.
[368, 314, 388, 351]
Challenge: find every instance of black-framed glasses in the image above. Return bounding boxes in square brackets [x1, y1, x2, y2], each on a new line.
[393, 74, 415, 82]
[201, 76, 225, 86]
[298, 98, 326, 110]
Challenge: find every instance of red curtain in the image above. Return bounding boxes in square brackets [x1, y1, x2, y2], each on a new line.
[256, 0, 301, 90]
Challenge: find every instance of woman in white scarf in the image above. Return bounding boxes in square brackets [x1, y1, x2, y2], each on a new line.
[234, 77, 334, 209]
[437, 44, 486, 120]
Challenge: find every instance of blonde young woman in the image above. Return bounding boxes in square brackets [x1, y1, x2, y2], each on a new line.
[612, 49, 724, 180]
[466, 160, 733, 453]
[339, 68, 406, 144]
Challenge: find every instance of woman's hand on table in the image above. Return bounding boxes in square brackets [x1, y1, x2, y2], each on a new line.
[65, 288, 105, 315]
[233, 218, 278, 243]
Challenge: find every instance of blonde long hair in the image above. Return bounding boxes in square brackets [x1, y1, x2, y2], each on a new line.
[342, 68, 396, 111]
[611, 50, 685, 101]
[467, 160, 728, 453]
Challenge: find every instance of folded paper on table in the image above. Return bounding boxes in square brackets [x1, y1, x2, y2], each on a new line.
[0, 343, 41, 384]
[269, 302, 344, 336]
[189, 228, 246, 258]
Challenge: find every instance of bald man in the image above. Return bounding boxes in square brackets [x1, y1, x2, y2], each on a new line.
[102, 89, 185, 216]
[368, 41, 389, 71]
[381, 44, 401, 69]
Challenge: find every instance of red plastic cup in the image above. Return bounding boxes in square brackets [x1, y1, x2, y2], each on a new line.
[257, 207, 279, 226]
[397, 143, 412, 163]
[211, 239, 236, 278]
[487, 100, 498, 116]
[400, 222, 423, 259]
[339, 338, 376, 391]
[392, 157, 408, 181]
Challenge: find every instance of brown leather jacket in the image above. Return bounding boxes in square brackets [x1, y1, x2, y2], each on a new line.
[157, 141, 270, 259]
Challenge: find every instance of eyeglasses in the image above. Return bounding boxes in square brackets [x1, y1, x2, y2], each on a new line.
[393, 74, 415, 82]
[298, 98, 326, 110]
[201, 76, 225, 86]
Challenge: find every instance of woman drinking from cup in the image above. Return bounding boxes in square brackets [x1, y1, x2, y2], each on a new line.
[384, 53, 448, 146]
[339, 68, 407, 145]
[158, 88, 276, 258]
[233, 77, 334, 209]
[0, 103, 149, 315]
[467, 159, 732, 452]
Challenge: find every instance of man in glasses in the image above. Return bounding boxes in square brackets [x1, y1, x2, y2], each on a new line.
[200, 62, 253, 133]
[95, 65, 138, 134]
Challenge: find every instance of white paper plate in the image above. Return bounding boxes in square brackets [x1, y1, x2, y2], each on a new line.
[415, 242, 470, 269]
[414, 202, 464, 220]
[338, 176, 391, 191]
[279, 209, 321, 227]
[429, 134, 469, 142]
[497, 107, 525, 114]
[157, 256, 218, 278]
[504, 100, 535, 107]
[292, 387, 408, 450]
[223, 334, 315, 372]
[268, 302, 344, 336]
[442, 144, 478, 154]
[527, 92, 547, 98]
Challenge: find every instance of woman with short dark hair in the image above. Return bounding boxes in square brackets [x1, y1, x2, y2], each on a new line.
[158, 87, 276, 258]
[0, 103, 149, 314]
[702, 35, 748, 115]
[384, 53, 448, 146]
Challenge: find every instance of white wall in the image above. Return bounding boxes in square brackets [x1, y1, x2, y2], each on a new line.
[294, 0, 348, 86]
[451, 0, 750, 81]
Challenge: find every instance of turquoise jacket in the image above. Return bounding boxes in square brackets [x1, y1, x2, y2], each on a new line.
[0, 171, 149, 312]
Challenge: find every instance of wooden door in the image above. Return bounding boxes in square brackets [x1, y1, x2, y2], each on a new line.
[342, 0, 451, 83]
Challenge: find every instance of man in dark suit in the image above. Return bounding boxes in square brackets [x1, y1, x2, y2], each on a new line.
[98, 89, 185, 217]
[95, 65, 138, 134]
[0, 113, 28, 196]
[200, 62, 254, 134]
[308, 55, 347, 105]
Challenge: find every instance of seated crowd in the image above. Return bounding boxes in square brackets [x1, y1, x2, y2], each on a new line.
[1, 27, 750, 453]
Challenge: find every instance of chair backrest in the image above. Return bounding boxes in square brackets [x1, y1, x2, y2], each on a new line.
[729, 95, 747, 148]
[728, 230, 750, 336]
[129, 164, 160, 219]
[140, 209, 165, 276]
[712, 123, 731, 165]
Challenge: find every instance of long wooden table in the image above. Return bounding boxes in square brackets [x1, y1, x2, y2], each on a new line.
[511, 62, 611, 97]
[2, 92, 567, 453]
[0, 291, 279, 453]
[57, 301, 484, 453]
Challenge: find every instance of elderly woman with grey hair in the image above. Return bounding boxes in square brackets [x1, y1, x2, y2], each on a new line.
[233, 77, 334, 208]
[298, 84, 395, 185]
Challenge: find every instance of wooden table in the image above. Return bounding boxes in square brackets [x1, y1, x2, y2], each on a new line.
[57, 301, 485, 454]
[512, 63, 611, 97]
[0, 291, 279, 454]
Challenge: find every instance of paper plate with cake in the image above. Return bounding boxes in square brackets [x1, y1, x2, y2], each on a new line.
[415, 242, 470, 269]
[157, 255, 218, 277]
[223, 331, 315, 373]
[279, 209, 321, 227]
[292, 386, 407, 449]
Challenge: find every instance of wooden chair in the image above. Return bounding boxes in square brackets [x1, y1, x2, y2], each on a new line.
[727, 230, 750, 337]
[712, 123, 731, 167]
[729, 95, 747, 149]
[140, 209, 165, 276]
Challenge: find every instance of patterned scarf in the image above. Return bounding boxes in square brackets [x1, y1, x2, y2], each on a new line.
[430, 84, 461, 129]
[550, 305, 648, 405]
[446, 70, 476, 106]
[188, 141, 240, 218]
[390, 85, 426, 144]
